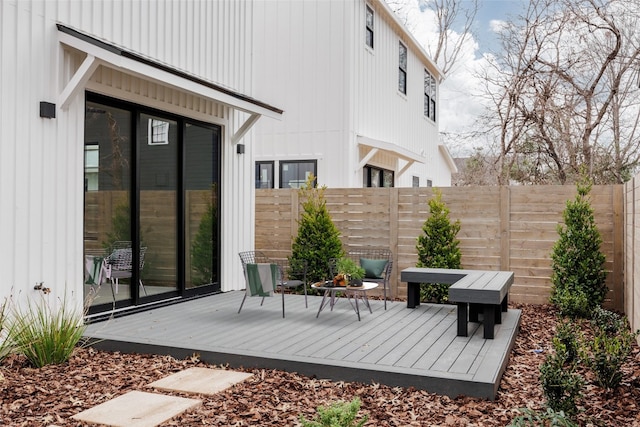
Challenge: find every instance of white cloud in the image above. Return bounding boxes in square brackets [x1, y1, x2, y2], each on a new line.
[389, 0, 492, 156]
[489, 19, 508, 34]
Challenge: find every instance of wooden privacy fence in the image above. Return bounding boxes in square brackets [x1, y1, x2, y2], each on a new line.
[255, 185, 624, 312]
[624, 177, 640, 338]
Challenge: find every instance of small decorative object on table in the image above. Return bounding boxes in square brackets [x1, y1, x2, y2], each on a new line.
[333, 257, 365, 287]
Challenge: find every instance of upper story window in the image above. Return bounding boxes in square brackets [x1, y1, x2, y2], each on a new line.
[399, 42, 407, 94]
[365, 5, 374, 49]
[424, 70, 437, 122]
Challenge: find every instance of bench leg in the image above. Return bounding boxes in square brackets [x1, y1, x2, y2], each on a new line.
[457, 302, 468, 337]
[469, 303, 481, 322]
[483, 305, 496, 339]
[501, 293, 508, 312]
[407, 282, 421, 308]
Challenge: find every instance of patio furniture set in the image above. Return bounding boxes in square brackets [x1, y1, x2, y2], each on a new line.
[238, 250, 392, 321]
[239, 251, 514, 339]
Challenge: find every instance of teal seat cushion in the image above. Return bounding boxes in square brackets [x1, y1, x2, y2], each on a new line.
[360, 258, 388, 279]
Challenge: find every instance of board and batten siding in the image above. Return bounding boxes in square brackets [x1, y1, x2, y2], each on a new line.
[0, 0, 262, 309]
[353, 0, 443, 187]
[253, 0, 449, 189]
[255, 185, 625, 312]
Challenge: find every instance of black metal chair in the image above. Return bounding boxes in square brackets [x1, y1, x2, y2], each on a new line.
[104, 241, 147, 300]
[238, 251, 308, 317]
[346, 248, 393, 309]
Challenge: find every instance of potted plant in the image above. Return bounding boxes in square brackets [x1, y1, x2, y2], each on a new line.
[333, 257, 365, 287]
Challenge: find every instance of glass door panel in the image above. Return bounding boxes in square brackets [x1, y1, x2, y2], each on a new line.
[184, 123, 220, 290]
[84, 102, 132, 308]
[139, 113, 179, 296]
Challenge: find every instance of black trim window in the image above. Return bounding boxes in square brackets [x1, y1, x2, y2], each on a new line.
[364, 165, 394, 187]
[424, 70, 437, 122]
[366, 5, 374, 49]
[280, 160, 317, 189]
[255, 161, 274, 189]
[399, 42, 407, 94]
[412, 176, 419, 188]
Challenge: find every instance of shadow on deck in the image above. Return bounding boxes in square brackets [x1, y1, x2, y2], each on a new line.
[84, 291, 521, 400]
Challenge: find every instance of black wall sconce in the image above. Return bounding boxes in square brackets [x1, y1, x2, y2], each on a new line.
[236, 143, 245, 154]
[40, 102, 56, 119]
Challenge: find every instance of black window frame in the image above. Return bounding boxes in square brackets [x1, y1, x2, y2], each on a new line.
[366, 5, 374, 49]
[424, 69, 437, 122]
[279, 160, 317, 189]
[255, 161, 275, 189]
[363, 165, 394, 188]
[399, 42, 408, 95]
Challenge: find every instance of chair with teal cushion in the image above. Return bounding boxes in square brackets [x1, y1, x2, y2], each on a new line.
[347, 248, 393, 309]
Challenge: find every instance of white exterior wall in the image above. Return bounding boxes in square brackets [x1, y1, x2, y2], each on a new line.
[253, 0, 451, 189]
[0, 0, 264, 309]
[252, 0, 353, 188]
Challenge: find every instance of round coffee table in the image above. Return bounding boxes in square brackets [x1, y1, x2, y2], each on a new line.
[311, 281, 379, 321]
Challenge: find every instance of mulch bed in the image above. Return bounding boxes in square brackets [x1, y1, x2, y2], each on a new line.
[1, 304, 639, 426]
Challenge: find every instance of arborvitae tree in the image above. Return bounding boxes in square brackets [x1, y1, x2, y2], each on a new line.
[550, 176, 607, 318]
[416, 188, 461, 303]
[289, 174, 343, 283]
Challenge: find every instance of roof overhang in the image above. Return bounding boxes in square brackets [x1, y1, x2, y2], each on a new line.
[357, 135, 426, 178]
[439, 144, 459, 174]
[56, 24, 283, 142]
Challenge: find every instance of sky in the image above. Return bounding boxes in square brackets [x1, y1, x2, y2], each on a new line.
[395, 0, 527, 156]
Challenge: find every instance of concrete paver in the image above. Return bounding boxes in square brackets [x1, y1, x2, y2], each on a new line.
[71, 390, 201, 427]
[148, 367, 253, 395]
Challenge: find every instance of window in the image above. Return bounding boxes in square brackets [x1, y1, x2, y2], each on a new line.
[255, 161, 274, 189]
[84, 144, 99, 191]
[399, 42, 407, 94]
[426, 179, 433, 187]
[412, 176, 419, 188]
[364, 165, 394, 187]
[280, 160, 317, 188]
[148, 118, 170, 145]
[424, 70, 437, 122]
[365, 5, 374, 49]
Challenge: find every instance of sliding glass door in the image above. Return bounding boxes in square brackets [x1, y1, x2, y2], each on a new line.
[84, 95, 221, 315]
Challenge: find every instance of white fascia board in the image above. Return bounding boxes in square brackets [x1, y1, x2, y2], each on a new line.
[357, 135, 426, 164]
[439, 144, 459, 174]
[58, 31, 283, 120]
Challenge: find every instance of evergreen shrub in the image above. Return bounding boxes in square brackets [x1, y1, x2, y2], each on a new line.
[539, 337, 584, 416]
[299, 397, 368, 427]
[550, 177, 607, 318]
[415, 188, 461, 303]
[289, 174, 343, 283]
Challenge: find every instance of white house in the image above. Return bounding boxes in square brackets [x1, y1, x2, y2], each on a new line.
[0, 1, 282, 318]
[252, 0, 456, 189]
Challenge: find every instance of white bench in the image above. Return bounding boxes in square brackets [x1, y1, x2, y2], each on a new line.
[401, 267, 514, 339]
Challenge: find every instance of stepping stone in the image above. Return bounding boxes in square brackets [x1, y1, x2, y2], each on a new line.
[148, 367, 253, 395]
[71, 390, 201, 427]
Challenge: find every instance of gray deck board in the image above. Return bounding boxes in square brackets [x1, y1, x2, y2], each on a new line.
[84, 291, 520, 400]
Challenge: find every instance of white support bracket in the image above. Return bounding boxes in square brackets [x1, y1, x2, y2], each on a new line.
[231, 113, 261, 145]
[396, 160, 415, 178]
[59, 54, 100, 111]
[357, 147, 379, 171]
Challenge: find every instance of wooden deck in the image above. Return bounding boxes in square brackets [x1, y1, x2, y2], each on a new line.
[84, 291, 521, 400]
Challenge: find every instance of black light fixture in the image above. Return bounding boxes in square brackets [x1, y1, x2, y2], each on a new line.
[40, 102, 56, 119]
[236, 143, 245, 154]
